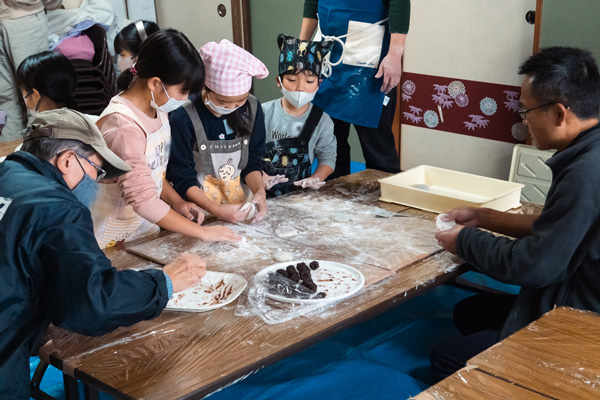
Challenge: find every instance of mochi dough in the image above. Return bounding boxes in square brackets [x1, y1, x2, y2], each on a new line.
[274, 227, 299, 238]
[272, 251, 293, 262]
[331, 212, 350, 223]
[240, 202, 257, 221]
[436, 213, 456, 231]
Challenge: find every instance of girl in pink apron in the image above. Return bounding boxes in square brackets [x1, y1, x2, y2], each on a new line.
[167, 39, 269, 224]
[91, 29, 240, 248]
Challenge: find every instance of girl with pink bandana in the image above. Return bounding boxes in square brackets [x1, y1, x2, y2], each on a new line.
[167, 39, 269, 223]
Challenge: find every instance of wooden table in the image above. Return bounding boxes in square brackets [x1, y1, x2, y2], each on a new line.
[415, 306, 600, 399]
[0, 139, 21, 157]
[40, 170, 466, 399]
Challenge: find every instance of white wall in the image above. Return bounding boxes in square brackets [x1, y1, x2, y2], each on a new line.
[401, 0, 536, 179]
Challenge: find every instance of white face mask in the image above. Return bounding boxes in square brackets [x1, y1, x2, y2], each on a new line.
[204, 93, 243, 116]
[23, 91, 40, 117]
[150, 82, 186, 113]
[116, 55, 135, 75]
[279, 77, 316, 109]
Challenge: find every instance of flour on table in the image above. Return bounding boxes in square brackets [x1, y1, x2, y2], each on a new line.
[274, 227, 299, 238]
[272, 251, 293, 262]
[436, 213, 456, 231]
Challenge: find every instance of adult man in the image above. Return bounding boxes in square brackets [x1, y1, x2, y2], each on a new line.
[299, 0, 410, 178]
[430, 47, 600, 382]
[0, 109, 206, 398]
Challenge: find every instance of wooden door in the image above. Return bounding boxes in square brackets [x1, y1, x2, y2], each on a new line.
[399, 0, 537, 179]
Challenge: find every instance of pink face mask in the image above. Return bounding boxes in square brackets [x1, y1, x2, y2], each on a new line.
[116, 55, 135, 75]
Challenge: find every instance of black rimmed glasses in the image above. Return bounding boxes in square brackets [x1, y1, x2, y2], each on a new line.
[74, 152, 106, 182]
[518, 102, 557, 120]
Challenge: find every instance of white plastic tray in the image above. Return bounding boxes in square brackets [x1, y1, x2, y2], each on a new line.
[379, 165, 523, 212]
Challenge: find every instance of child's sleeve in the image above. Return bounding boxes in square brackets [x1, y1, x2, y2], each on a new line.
[312, 112, 337, 171]
[166, 106, 202, 199]
[99, 114, 170, 223]
[242, 102, 267, 181]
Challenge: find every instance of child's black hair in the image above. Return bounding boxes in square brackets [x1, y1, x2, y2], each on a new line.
[114, 20, 159, 56]
[16, 51, 77, 108]
[117, 29, 204, 94]
[279, 69, 318, 78]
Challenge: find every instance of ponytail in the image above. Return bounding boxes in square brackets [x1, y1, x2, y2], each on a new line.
[116, 68, 135, 92]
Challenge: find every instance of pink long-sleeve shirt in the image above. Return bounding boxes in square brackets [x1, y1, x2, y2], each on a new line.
[97, 95, 170, 224]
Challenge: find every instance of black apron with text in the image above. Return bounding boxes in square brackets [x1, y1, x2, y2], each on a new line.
[263, 105, 323, 197]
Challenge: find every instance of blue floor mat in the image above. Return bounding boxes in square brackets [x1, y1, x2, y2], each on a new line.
[30, 284, 474, 400]
[311, 161, 366, 175]
[350, 161, 366, 174]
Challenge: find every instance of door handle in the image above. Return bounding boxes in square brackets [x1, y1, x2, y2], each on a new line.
[525, 10, 536, 24]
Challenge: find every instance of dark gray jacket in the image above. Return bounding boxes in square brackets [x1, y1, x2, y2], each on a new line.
[458, 124, 600, 338]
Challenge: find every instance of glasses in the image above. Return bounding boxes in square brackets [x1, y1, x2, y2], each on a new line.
[74, 152, 106, 182]
[518, 102, 557, 120]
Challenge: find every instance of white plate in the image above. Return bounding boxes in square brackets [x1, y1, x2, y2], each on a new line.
[166, 271, 247, 312]
[255, 260, 365, 304]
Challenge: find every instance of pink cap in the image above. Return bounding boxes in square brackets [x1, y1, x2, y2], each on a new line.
[199, 39, 269, 96]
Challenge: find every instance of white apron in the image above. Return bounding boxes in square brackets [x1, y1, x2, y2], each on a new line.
[91, 103, 170, 248]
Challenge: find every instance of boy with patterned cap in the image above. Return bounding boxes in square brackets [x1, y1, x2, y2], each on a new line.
[261, 33, 336, 197]
[168, 39, 270, 223]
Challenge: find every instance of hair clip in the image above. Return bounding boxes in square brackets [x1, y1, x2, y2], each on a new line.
[129, 64, 138, 76]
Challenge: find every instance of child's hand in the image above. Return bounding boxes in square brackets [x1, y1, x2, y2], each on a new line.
[174, 200, 205, 224]
[252, 191, 268, 223]
[293, 177, 326, 190]
[263, 173, 289, 190]
[215, 204, 251, 224]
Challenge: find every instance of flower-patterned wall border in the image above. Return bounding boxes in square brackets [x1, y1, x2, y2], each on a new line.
[401, 72, 528, 144]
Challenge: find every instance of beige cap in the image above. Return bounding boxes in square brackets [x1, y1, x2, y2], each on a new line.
[22, 108, 132, 178]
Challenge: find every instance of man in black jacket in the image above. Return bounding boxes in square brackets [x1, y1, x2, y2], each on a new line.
[0, 109, 206, 399]
[431, 47, 600, 382]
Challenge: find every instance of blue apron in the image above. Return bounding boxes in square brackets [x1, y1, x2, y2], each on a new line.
[313, 0, 390, 128]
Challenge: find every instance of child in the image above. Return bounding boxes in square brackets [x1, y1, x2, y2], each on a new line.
[261, 33, 336, 197]
[92, 29, 240, 248]
[114, 20, 159, 82]
[167, 39, 269, 224]
[3, 51, 79, 159]
[17, 51, 77, 117]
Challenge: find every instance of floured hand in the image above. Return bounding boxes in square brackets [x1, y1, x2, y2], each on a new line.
[263, 173, 289, 190]
[293, 177, 326, 190]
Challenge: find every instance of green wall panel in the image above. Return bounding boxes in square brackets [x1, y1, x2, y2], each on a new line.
[540, 0, 600, 64]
